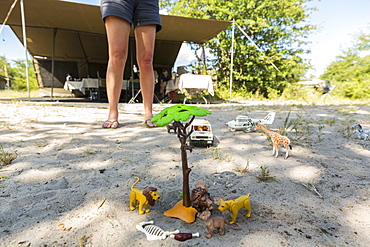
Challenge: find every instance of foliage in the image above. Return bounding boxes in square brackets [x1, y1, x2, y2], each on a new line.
[0, 144, 17, 166]
[159, 0, 173, 10]
[163, 0, 315, 98]
[321, 31, 370, 99]
[256, 165, 276, 181]
[0, 56, 38, 91]
[0, 56, 11, 79]
[151, 104, 212, 126]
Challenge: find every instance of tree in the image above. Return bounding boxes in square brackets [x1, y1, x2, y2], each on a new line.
[321, 31, 370, 99]
[165, 0, 315, 98]
[0, 56, 12, 76]
[151, 104, 212, 223]
[11, 59, 38, 91]
[0, 56, 38, 91]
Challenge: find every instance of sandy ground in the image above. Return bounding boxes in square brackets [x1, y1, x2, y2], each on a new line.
[0, 100, 369, 247]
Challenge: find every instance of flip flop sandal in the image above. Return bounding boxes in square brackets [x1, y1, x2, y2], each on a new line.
[102, 120, 119, 129]
[143, 119, 157, 128]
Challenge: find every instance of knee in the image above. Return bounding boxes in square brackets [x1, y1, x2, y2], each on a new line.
[137, 54, 153, 70]
[109, 51, 127, 68]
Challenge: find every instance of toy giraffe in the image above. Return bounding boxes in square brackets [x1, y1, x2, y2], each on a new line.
[254, 123, 292, 159]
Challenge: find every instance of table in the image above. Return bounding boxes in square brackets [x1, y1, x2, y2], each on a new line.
[177, 74, 214, 96]
[64, 78, 99, 95]
[64, 78, 131, 94]
[176, 74, 214, 104]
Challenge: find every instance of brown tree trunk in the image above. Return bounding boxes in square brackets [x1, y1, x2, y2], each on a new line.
[181, 145, 191, 207]
[177, 116, 195, 208]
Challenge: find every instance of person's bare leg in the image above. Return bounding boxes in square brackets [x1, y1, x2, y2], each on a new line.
[103, 16, 130, 128]
[160, 83, 165, 98]
[135, 25, 157, 126]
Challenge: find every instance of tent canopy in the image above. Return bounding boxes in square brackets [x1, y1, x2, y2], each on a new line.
[0, 0, 231, 87]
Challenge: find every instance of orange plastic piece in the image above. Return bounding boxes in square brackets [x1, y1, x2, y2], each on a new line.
[163, 200, 198, 223]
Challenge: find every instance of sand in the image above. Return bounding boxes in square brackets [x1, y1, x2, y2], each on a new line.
[0, 100, 369, 247]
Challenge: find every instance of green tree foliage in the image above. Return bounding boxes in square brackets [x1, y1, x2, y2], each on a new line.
[163, 0, 315, 98]
[321, 32, 370, 99]
[159, 0, 173, 9]
[0, 56, 38, 91]
[0, 56, 10, 76]
[151, 104, 212, 127]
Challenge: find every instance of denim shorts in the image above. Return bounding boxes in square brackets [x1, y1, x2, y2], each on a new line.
[100, 0, 162, 32]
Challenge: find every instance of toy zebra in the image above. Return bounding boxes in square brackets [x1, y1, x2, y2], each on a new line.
[352, 123, 370, 140]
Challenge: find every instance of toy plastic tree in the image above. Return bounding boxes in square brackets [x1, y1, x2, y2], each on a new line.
[151, 104, 212, 223]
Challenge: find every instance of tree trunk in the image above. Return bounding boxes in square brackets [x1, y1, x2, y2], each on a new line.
[176, 116, 194, 208]
[181, 145, 191, 207]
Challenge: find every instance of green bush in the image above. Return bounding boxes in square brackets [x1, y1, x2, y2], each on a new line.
[331, 79, 370, 99]
[10, 60, 38, 91]
[0, 57, 38, 91]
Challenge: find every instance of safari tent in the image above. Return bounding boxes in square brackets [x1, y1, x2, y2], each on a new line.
[0, 0, 231, 91]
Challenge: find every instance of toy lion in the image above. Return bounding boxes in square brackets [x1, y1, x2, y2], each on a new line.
[217, 193, 251, 224]
[191, 180, 213, 213]
[130, 176, 160, 214]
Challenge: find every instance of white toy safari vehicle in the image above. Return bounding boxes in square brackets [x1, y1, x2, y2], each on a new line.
[225, 112, 276, 132]
[188, 119, 214, 147]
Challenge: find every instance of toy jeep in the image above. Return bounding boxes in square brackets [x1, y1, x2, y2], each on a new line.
[188, 119, 214, 147]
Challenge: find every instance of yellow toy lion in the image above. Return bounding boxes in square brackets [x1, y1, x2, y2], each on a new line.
[130, 176, 160, 215]
[217, 193, 251, 224]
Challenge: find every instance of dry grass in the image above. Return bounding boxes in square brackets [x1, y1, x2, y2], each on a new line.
[0, 144, 17, 166]
[0, 90, 40, 98]
[256, 165, 276, 181]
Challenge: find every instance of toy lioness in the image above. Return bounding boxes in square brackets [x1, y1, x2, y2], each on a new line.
[217, 193, 251, 224]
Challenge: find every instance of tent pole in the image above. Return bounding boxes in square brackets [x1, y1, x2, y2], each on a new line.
[76, 32, 89, 77]
[20, 0, 30, 99]
[51, 28, 57, 99]
[229, 20, 235, 100]
[235, 22, 282, 74]
[201, 46, 206, 74]
[0, 0, 19, 36]
[130, 38, 134, 101]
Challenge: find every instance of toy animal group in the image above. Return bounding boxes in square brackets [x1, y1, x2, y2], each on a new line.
[130, 177, 252, 239]
[129, 118, 369, 240]
[196, 192, 251, 239]
[189, 180, 251, 238]
[196, 193, 251, 238]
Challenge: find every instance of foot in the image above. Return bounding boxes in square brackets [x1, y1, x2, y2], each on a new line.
[102, 120, 119, 129]
[143, 119, 156, 128]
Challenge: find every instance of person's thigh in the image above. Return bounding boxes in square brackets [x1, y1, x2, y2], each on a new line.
[134, 25, 156, 63]
[105, 16, 131, 59]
